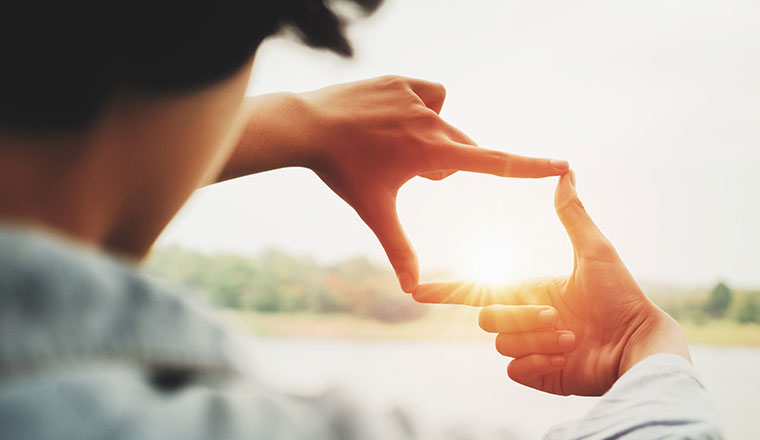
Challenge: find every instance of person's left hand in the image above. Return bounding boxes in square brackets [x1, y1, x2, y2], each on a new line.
[298, 76, 569, 292]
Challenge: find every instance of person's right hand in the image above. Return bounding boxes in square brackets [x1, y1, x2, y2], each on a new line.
[412, 171, 690, 396]
[221, 76, 569, 293]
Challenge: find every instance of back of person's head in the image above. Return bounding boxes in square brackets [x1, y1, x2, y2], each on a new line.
[0, 0, 381, 136]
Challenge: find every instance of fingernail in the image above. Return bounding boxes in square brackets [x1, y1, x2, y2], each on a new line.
[558, 333, 576, 348]
[550, 159, 569, 171]
[538, 309, 557, 327]
[550, 354, 566, 367]
[398, 272, 415, 293]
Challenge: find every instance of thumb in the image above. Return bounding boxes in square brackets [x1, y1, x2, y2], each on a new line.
[554, 171, 616, 260]
[356, 193, 419, 293]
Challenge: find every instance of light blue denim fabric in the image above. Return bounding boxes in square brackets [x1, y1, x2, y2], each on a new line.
[545, 353, 723, 440]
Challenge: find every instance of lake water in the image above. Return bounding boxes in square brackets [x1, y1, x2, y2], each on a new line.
[247, 339, 760, 439]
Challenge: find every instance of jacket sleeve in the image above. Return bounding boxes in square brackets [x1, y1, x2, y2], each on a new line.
[544, 354, 724, 440]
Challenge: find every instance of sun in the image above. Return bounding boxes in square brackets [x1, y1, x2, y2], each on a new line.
[462, 241, 520, 285]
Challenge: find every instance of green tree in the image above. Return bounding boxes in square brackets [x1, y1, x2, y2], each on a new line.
[704, 282, 733, 318]
[736, 293, 760, 324]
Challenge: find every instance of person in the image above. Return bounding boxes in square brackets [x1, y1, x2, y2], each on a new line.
[413, 171, 724, 438]
[0, 1, 568, 439]
[0, 1, 724, 439]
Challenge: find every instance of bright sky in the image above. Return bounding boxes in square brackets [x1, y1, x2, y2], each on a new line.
[157, 0, 760, 288]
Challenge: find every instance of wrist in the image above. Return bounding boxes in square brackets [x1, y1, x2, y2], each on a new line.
[294, 89, 339, 172]
[618, 303, 691, 377]
[261, 92, 318, 169]
[217, 92, 317, 182]
[280, 92, 324, 168]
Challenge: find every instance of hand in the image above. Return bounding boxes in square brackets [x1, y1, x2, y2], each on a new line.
[297, 76, 569, 292]
[412, 171, 690, 396]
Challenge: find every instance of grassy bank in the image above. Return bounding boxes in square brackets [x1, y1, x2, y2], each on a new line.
[220, 308, 760, 346]
[680, 320, 760, 346]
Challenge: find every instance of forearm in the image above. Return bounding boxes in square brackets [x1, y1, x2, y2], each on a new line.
[215, 93, 317, 183]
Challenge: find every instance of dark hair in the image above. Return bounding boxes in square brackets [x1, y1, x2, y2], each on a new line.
[0, 0, 381, 134]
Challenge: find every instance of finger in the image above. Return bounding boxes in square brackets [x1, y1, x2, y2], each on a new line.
[407, 78, 446, 114]
[432, 143, 569, 178]
[356, 192, 418, 293]
[419, 170, 456, 181]
[416, 122, 476, 181]
[507, 354, 566, 389]
[479, 305, 558, 332]
[441, 119, 477, 146]
[495, 331, 576, 358]
[412, 281, 544, 306]
[413, 281, 504, 306]
[554, 170, 618, 261]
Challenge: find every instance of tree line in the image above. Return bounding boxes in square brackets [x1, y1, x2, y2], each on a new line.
[657, 282, 760, 325]
[147, 247, 760, 325]
[147, 246, 428, 322]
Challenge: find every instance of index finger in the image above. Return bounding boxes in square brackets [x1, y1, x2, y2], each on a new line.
[412, 281, 522, 306]
[412, 279, 558, 306]
[432, 143, 569, 178]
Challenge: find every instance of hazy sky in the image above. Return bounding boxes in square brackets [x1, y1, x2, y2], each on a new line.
[157, 0, 760, 288]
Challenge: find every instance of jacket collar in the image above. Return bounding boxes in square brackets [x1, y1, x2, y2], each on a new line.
[0, 226, 239, 377]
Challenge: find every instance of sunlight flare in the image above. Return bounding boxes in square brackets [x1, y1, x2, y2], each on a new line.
[463, 241, 521, 286]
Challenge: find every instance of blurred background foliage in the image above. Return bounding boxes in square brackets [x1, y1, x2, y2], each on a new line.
[146, 247, 760, 345]
[147, 246, 429, 322]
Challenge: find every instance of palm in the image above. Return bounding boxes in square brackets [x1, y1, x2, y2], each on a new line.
[532, 254, 649, 395]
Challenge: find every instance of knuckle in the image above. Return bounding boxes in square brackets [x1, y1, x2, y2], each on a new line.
[570, 196, 586, 211]
[529, 157, 543, 171]
[556, 195, 585, 217]
[504, 155, 540, 175]
[496, 151, 512, 169]
[477, 149, 507, 166]
[413, 107, 439, 123]
[382, 74, 405, 89]
[432, 81, 447, 99]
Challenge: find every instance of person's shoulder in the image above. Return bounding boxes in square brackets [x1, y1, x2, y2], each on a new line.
[0, 359, 401, 440]
[0, 359, 311, 440]
[0, 225, 243, 387]
[0, 226, 259, 438]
